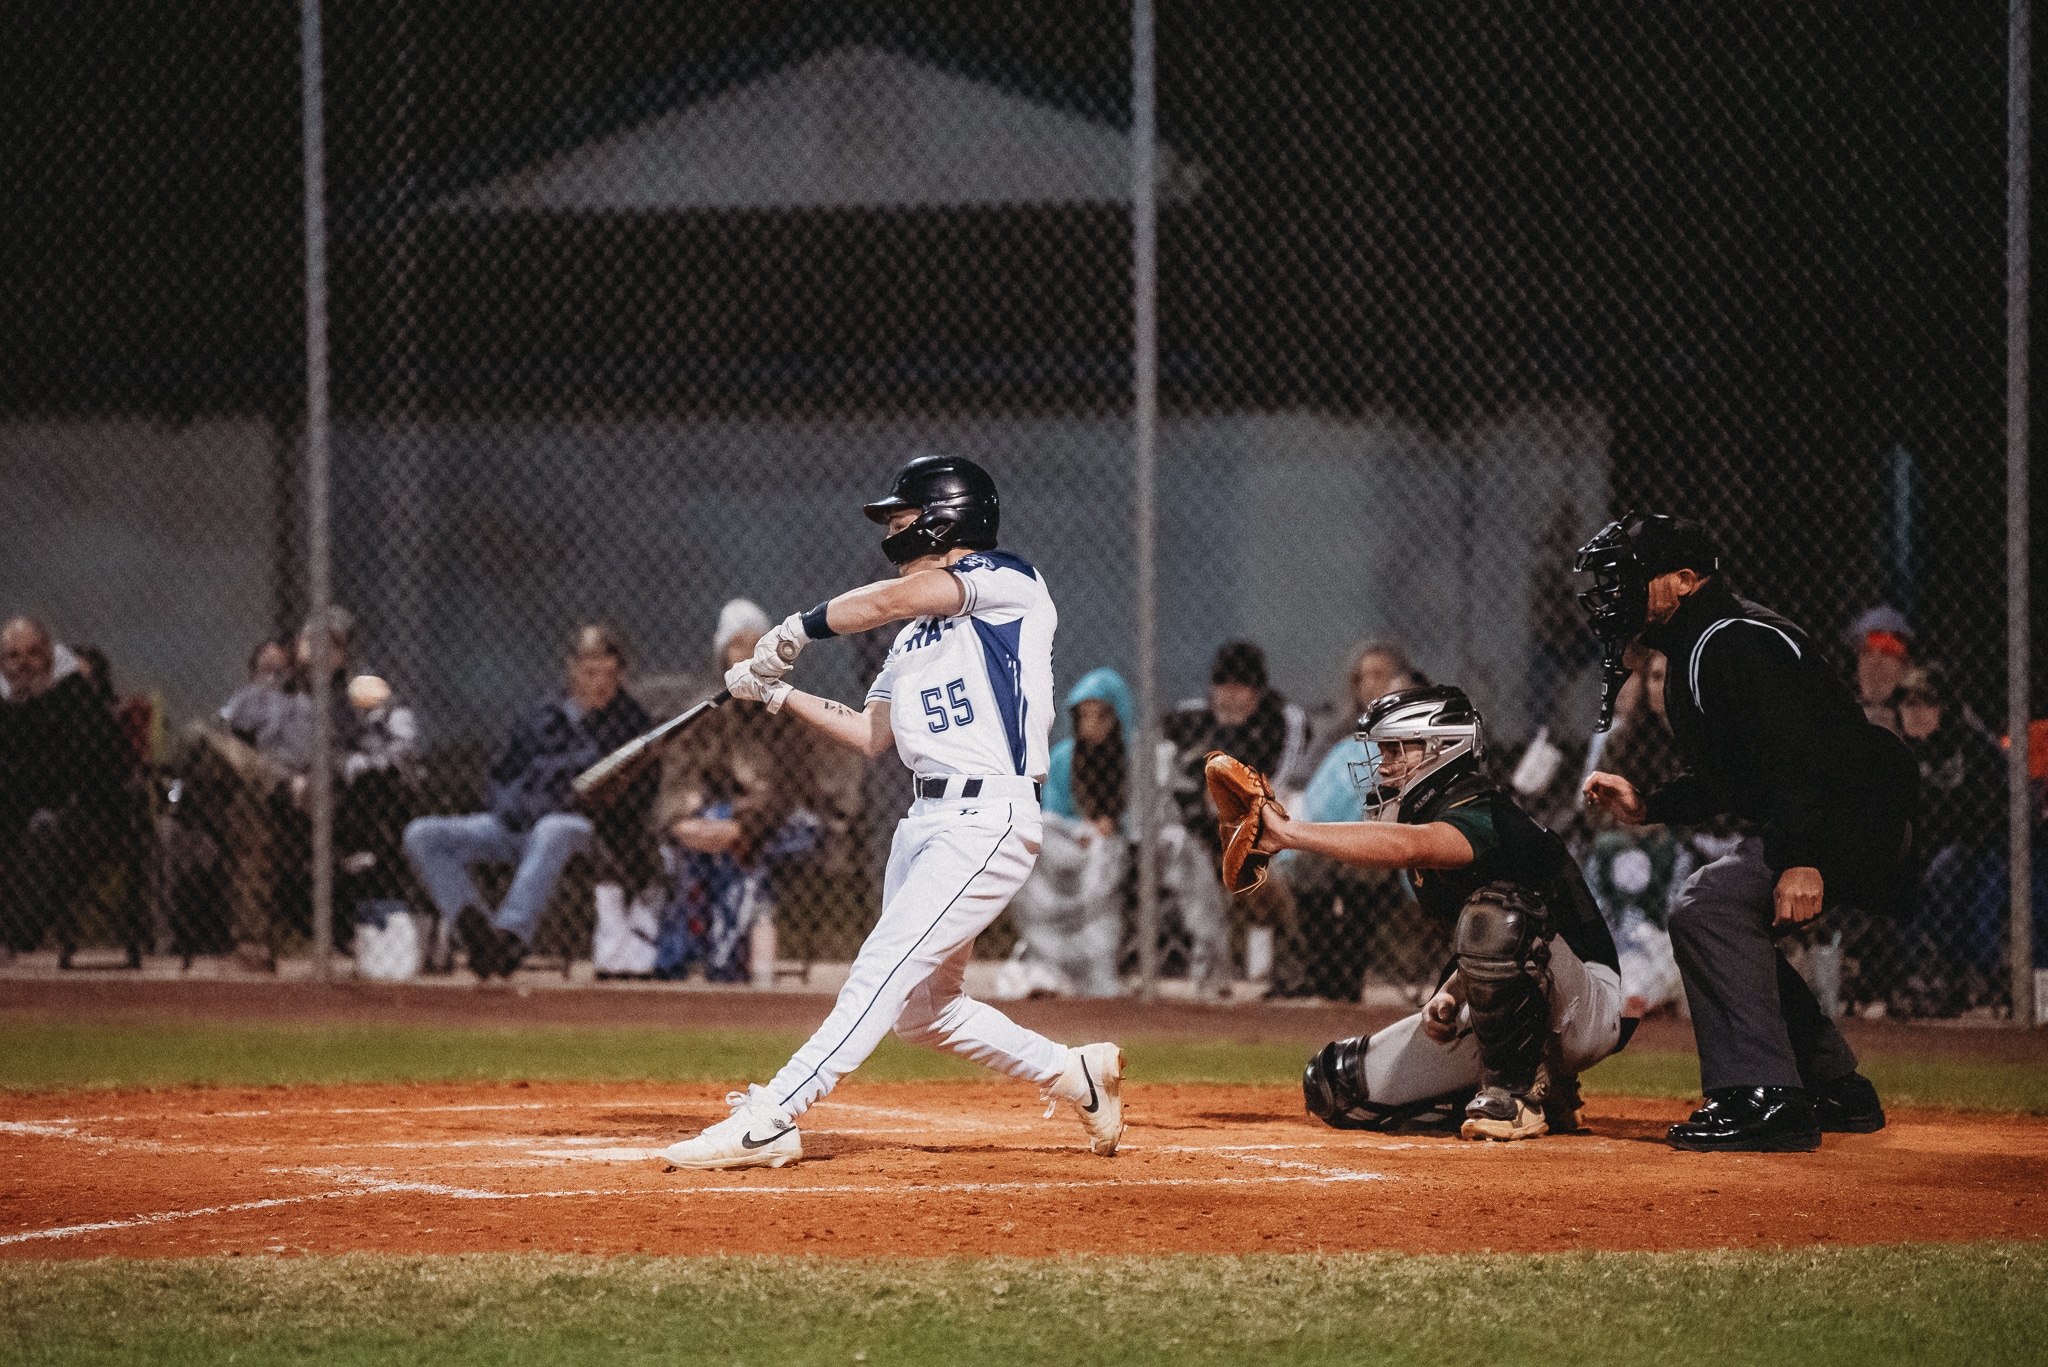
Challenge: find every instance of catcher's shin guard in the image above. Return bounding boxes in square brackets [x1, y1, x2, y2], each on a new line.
[1302, 1035, 1469, 1132]
[1454, 881, 1555, 1095]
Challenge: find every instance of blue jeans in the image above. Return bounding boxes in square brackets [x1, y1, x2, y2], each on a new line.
[402, 811, 593, 945]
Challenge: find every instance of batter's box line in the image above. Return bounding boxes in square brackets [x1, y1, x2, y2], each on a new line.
[0, 1189, 365, 1249]
[279, 1164, 1390, 1199]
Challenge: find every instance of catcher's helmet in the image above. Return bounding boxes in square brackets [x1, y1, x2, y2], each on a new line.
[1351, 685, 1484, 822]
[864, 454, 1000, 565]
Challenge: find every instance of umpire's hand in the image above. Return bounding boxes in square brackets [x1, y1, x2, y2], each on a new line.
[1580, 771, 1647, 824]
[1773, 866, 1826, 928]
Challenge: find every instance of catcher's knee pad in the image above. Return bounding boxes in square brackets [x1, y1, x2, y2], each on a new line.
[1454, 881, 1555, 1090]
[1303, 1035, 1468, 1132]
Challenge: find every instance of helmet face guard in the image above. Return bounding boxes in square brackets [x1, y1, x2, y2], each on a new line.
[1573, 518, 1647, 734]
[1349, 685, 1484, 822]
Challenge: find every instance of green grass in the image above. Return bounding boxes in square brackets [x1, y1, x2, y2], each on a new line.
[1580, 1048, 2048, 1114]
[2, 1246, 2043, 1366]
[2, 1016, 2043, 1113]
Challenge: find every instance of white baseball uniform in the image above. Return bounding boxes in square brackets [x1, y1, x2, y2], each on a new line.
[766, 551, 1068, 1117]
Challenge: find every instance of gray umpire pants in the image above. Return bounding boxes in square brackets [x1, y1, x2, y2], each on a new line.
[1668, 835, 1859, 1093]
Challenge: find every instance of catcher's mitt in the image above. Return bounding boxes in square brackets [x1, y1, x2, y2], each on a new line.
[1204, 752, 1289, 894]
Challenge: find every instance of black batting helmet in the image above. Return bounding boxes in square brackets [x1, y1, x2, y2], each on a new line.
[863, 455, 1000, 565]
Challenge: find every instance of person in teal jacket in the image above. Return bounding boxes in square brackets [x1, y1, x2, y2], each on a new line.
[1042, 668, 1136, 834]
[1011, 668, 1136, 996]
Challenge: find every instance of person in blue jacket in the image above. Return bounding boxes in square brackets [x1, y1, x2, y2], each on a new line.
[404, 625, 653, 978]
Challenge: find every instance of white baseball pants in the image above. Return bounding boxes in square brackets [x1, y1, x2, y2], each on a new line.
[1361, 935, 1625, 1106]
[768, 798, 1069, 1117]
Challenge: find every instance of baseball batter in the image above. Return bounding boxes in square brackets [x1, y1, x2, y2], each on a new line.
[1253, 686, 1630, 1141]
[660, 455, 1125, 1171]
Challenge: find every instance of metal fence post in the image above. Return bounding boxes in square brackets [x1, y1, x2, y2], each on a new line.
[2010, 0, 2036, 1028]
[1132, 0, 1162, 1000]
[302, 0, 335, 982]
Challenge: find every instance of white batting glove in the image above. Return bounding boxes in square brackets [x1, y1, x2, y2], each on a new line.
[724, 659, 793, 713]
[747, 613, 810, 682]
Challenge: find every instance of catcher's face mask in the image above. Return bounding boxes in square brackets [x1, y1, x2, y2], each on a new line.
[1350, 740, 1439, 821]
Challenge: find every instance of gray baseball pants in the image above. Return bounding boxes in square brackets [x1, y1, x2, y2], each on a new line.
[1667, 835, 1859, 1093]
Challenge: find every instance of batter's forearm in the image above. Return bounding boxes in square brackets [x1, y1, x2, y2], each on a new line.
[781, 690, 893, 757]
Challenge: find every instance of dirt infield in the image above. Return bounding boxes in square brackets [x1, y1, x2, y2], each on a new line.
[5, 1080, 2043, 1261]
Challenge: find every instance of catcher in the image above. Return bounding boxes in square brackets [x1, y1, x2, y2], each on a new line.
[1210, 684, 1629, 1140]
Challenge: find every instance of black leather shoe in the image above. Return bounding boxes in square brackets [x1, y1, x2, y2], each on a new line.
[492, 928, 528, 978]
[1811, 1072, 1886, 1133]
[456, 907, 503, 981]
[1666, 1087, 1822, 1152]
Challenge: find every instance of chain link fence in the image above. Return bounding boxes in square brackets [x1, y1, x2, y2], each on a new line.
[3, 2, 2041, 1021]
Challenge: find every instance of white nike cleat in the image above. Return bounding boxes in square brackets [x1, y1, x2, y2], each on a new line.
[660, 1086, 802, 1170]
[1042, 1042, 1125, 1156]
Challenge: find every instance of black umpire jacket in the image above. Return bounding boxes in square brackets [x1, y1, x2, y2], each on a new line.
[1639, 582, 1917, 912]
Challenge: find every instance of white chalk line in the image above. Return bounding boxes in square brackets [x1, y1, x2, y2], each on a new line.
[0, 1190, 360, 1248]
[1, 1154, 1391, 1249]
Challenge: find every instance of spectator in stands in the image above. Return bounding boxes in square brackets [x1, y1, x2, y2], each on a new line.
[1164, 641, 1314, 997]
[1890, 663, 2009, 1013]
[184, 607, 419, 971]
[0, 617, 134, 963]
[1305, 640, 1418, 774]
[1004, 668, 1134, 998]
[1846, 606, 1914, 734]
[1577, 649, 1694, 1017]
[1284, 641, 1424, 1000]
[651, 600, 859, 982]
[405, 624, 651, 980]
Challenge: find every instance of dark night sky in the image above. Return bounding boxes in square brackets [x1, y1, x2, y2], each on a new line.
[3, 1, 2040, 709]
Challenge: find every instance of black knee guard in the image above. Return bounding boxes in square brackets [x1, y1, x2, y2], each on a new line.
[1302, 1035, 1470, 1132]
[1454, 881, 1554, 1092]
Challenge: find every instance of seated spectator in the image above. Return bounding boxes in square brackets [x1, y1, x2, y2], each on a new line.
[0, 618, 135, 963]
[183, 607, 419, 972]
[1846, 606, 1914, 734]
[651, 600, 859, 982]
[1162, 641, 1313, 998]
[1575, 649, 1695, 1017]
[405, 624, 651, 980]
[1281, 643, 1424, 1001]
[1306, 640, 1419, 777]
[1005, 668, 1134, 998]
[1890, 663, 2008, 1014]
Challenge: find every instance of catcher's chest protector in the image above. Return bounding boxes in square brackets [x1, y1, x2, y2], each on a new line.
[1402, 777, 1602, 936]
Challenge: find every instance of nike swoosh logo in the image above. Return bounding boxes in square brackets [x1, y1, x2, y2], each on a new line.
[740, 1126, 794, 1149]
[1080, 1057, 1100, 1114]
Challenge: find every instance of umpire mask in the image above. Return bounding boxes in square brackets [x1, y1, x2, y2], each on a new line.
[1573, 514, 1720, 732]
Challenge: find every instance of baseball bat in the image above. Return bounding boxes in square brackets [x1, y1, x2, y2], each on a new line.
[571, 689, 730, 808]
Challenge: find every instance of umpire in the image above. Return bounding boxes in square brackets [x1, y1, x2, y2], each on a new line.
[1575, 516, 1915, 1152]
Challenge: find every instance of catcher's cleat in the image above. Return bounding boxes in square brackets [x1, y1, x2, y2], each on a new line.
[660, 1087, 802, 1171]
[1042, 1042, 1125, 1155]
[1543, 1074, 1587, 1135]
[1460, 1085, 1549, 1142]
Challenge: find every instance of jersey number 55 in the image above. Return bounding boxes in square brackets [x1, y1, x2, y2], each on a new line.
[921, 679, 975, 732]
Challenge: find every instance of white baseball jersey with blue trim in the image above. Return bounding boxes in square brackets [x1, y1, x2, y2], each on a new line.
[865, 550, 1056, 780]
